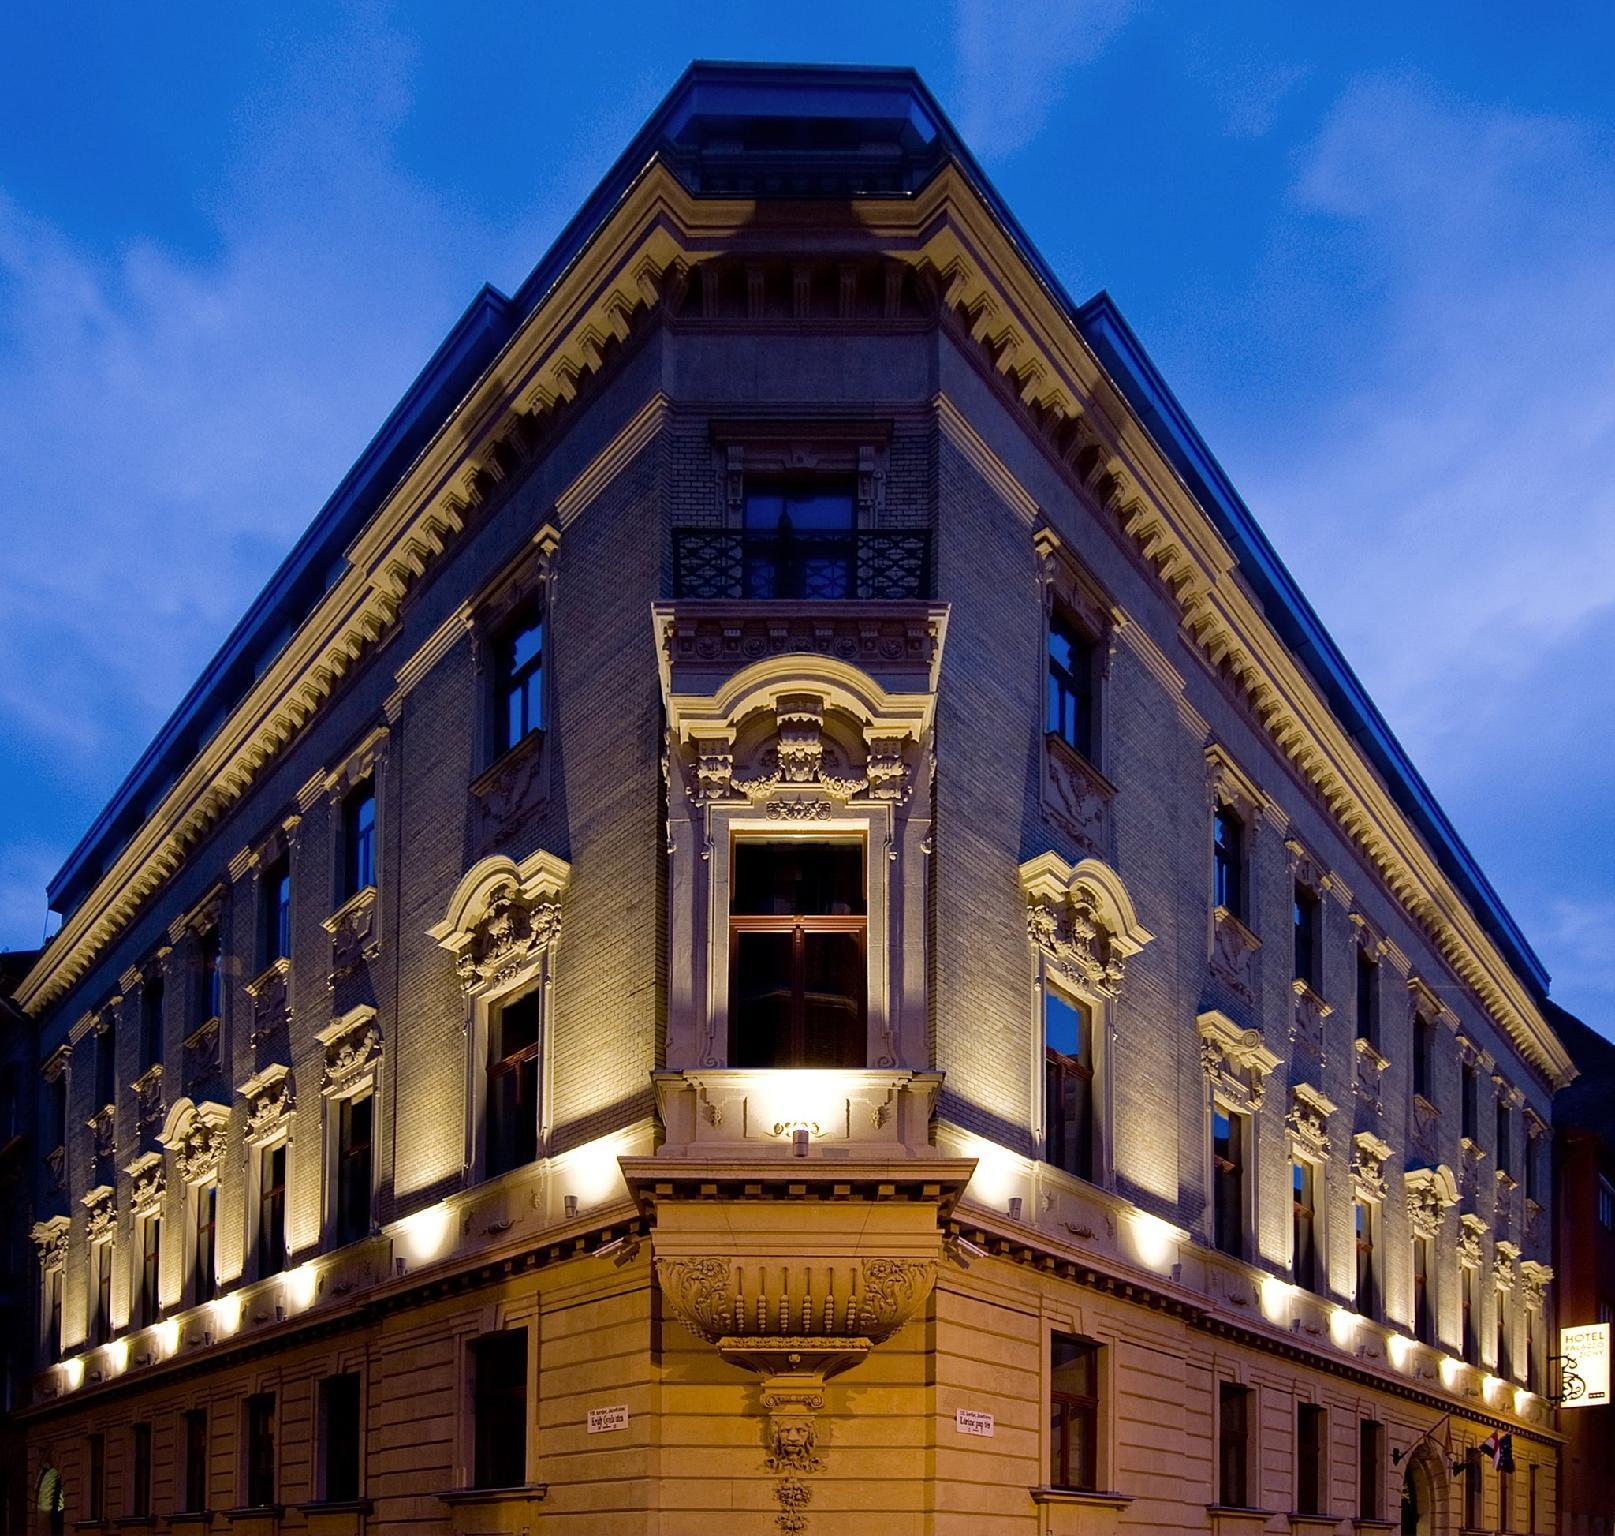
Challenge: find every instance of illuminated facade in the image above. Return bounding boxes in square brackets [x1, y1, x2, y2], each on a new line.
[13, 63, 1576, 1536]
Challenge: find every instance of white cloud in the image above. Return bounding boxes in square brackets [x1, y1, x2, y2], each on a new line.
[953, 0, 1141, 159]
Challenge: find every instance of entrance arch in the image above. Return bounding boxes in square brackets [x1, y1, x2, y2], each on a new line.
[1400, 1440, 1451, 1536]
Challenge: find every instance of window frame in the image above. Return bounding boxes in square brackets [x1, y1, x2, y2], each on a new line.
[1292, 880, 1321, 991]
[492, 598, 546, 757]
[182, 1407, 209, 1515]
[1042, 981, 1097, 1186]
[1212, 1103, 1251, 1261]
[1217, 1379, 1254, 1510]
[1412, 1233, 1435, 1345]
[259, 853, 292, 969]
[1355, 946, 1379, 1047]
[243, 1391, 277, 1510]
[130, 1422, 152, 1519]
[318, 1370, 364, 1504]
[191, 1179, 218, 1307]
[89, 1236, 113, 1347]
[340, 778, 377, 904]
[1047, 1331, 1101, 1493]
[334, 1089, 375, 1249]
[1354, 1196, 1380, 1320]
[256, 1139, 288, 1279]
[1212, 802, 1247, 923]
[1291, 1156, 1322, 1294]
[484, 988, 544, 1180]
[466, 1325, 532, 1492]
[1295, 1401, 1326, 1517]
[1358, 1417, 1384, 1522]
[134, 1209, 161, 1329]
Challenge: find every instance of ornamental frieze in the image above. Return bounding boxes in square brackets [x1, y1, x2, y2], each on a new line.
[1286, 1083, 1337, 1162]
[1519, 1260, 1552, 1313]
[323, 886, 379, 988]
[1209, 907, 1260, 1005]
[1197, 1010, 1280, 1116]
[1457, 1214, 1487, 1271]
[245, 957, 291, 1044]
[163, 1101, 229, 1186]
[132, 1064, 165, 1132]
[88, 1104, 117, 1166]
[240, 1064, 295, 1144]
[182, 1016, 222, 1093]
[318, 1009, 381, 1096]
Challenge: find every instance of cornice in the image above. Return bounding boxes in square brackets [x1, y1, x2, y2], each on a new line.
[16, 160, 1571, 1087]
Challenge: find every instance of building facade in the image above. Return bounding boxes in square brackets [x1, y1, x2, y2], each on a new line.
[1551, 1003, 1615, 1534]
[12, 64, 1577, 1536]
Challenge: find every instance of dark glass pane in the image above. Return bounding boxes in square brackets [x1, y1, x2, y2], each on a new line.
[472, 1332, 528, 1489]
[344, 786, 376, 895]
[487, 1056, 539, 1177]
[801, 932, 865, 1067]
[338, 1096, 373, 1245]
[1213, 808, 1243, 916]
[184, 1410, 208, 1513]
[321, 1373, 362, 1502]
[1051, 1335, 1096, 1397]
[133, 1423, 152, 1517]
[744, 482, 854, 531]
[246, 1394, 275, 1507]
[1045, 989, 1086, 1060]
[730, 932, 797, 1069]
[732, 841, 863, 916]
[1356, 951, 1376, 1041]
[492, 993, 541, 1061]
[260, 1145, 286, 1276]
[142, 977, 165, 1067]
[1219, 1383, 1248, 1507]
[1214, 1111, 1244, 1257]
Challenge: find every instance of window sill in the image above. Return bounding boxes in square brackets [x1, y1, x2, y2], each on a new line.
[323, 884, 378, 934]
[1288, 1516, 1342, 1533]
[1206, 1508, 1276, 1534]
[221, 1508, 283, 1526]
[297, 1500, 372, 1534]
[296, 1503, 372, 1516]
[115, 1518, 156, 1529]
[166, 1515, 212, 1527]
[435, 1487, 547, 1506]
[1030, 1487, 1131, 1508]
[1352, 1521, 1396, 1533]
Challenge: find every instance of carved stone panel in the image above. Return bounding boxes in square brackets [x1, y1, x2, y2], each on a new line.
[88, 1105, 117, 1166]
[429, 850, 571, 999]
[82, 1185, 116, 1246]
[470, 730, 548, 849]
[1198, 1010, 1280, 1116]
[127, 1152, 165, 1217]
[1351, 1131, 1391, 1204]
[1353, 1038, 1387, 1115]
[245, 957, 291, 1045]
[1209, 908, 1260, 1005]
[132, 1064, 165, 1134]
[241, 1065, 295, 1144]
[1287, 1083, 1337, 1162]
[183, 1016, 222, 1094]
[323, 887, 379, 989]
[1042, 736, 1114, 860]
[1290, 981, 1333, 1072]
[1404, 1165, 1458, 1241]
[31, 1216, 69, 1271]
[1410, 1094, 1440, 1162]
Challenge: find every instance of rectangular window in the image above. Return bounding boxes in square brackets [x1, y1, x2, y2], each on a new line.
[137, 1212, 161, 1328]
[198, 926, 223, 1022]
[1292, 882, 1318, 987]
[1413, 1015, 1433, 1100]
[140, 974, 164, 1070]
[1355, 1200, 1378, 1319]
[1496, 1098, 1511, 1176]
[91, 1240, 112, 1347]
[1292, 1160, 1318, 1293]
[728, 840, 866, 1069]
[1218, 1382, 1251, 1509]
[1413, 1236, 1434, 1344]
[486, 992, 541, 1179]
[44, 1267, 62, 1362]
[1044, 986, 1094, 1183]
[1462, 1060, 1479, 1142]
[1500, 1460, 1513, 1532]
[1528, 1465, 1538, 1534]
[245, 1392, 275, 1508]
[261, 856, 291, 965]
[1496, 1288, 1511, 1378]
[1212, 805, 1244, 919]
[258, 1143, 287, 1277]
[1047, 607, 1096, 759]
[1460, 1263, 1480, 1364]
[193, 1182, 217, 1303]
[495, 605, 544, 754]
[1600, 1179, 1615, 1230]
[1049, 1333, 1099, 1491]
[183, 1408, 208, 1513]
[131, 1422, 152, 1518]
[341, 780, 376, 900]
[336, 1094, 373, 1246]
[1463, 1451, 1482, 1530]
[320, 1372, 362, 1502]
[1355, 949, 1378, 1045]
[88, 1433, 105, 1522]
[94, 1020, 116, 1108]
[741, 478, 856, 600]
[1296, 1402, 1325, 1516]
[471, 1329, 528, 1490]
[1358, 1418, 1384, 1521]
[1213, 1109, 1246, 1259]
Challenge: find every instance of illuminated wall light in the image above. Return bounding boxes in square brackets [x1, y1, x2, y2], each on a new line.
[284, 1263, 318, 1310]
[1259, 1274, 1295, 1323]
[1440, 1356, 1462, 1389]
[1329, 1308, 1358, 1350]
[1127, 1211, 1184, 1271]
[1483, 1374, 1503, 1403]
[155, 1318, 180, 1357]
[61, 1356, 83, 1391]
[961, 1137, 1025, 1212]
[1514, 1387, 1531, 1415]
[396, 1202, 454, 1267]
[1387, 1333, 1412, 1369]
[107, 1339, 128, 1374]
[562, 1132, 632, 1210]
[211, 1293, 241, 1336]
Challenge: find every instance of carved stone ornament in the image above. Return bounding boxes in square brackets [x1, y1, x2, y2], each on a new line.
[1043, 734, 1114, 860]
[1411, 1094, 1441, 1161]
[240, 1064, 294, 1144]
[1404, 1165, 1458, 1241]
[761, 1372, 828, 1534]
[1287, 1082, 1337, 1161]
[318, 1008, 380, 1096]
[1457, 1213, 1487, 1271]
[126, 1151, 165, 1216]
[82, 1184, 116, 1246]
[1210, 907, 1260, 1005]
[132, 1063, 165, 1132]
[1494, 1241, 1520, 1294]
[1518, 1260, 1552, 1314]
[1290, 979, 1333, 1069]
[428, 849, 570, 998]
[1353, 1036, 1387, 1114]
[182, 1015, 222, 1092]
[162, 1100, 229, 1186]
[32, 1216, 70, 1271]
[718, 692, 899, 807]
[1021, 852, 1152, 1002]
[322, 885, 379, 988]
[1197, 1010, 1280, 1116]
[1351, 1131, 1391, 1204]
[45, 1144, 66, 1196]
[245, 957, 291, 1043]
[88, 1104, 117, 1165]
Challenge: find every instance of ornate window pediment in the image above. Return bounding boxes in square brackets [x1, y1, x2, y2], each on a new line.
[31, 1214, 70, 1271]
[1020, 852, 1153, 1001]
[126, 1150, 165, 1217]
[1197, 1009, 1280, 1115]
[160, 1097, 230, 1186]
[1518, 1259, 1552, 1313]
[1403, 1163, 1459, 1240]
[1351, 1130, 1391, 1203]
[240, 1063, 295, 1145]
[317, 1006, 382, 1097]
[1457, 1212, 1487, 1271]
[82, 1183, 116, 1246]
[428, 849, 570, 997]
[1287, 1083, 1338, 1162]
[1494, 1240, 1521, 1293]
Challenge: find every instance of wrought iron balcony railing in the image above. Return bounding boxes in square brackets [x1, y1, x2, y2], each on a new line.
[672, 528, 931, 601]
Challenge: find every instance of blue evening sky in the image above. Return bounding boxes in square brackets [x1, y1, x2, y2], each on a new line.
[2, 3, 1612, 1032]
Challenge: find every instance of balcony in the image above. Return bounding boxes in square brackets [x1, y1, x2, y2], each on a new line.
[672, 526, 931, 601]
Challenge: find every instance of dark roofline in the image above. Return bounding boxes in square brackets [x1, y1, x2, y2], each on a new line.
[44, 60, 1549, 1004]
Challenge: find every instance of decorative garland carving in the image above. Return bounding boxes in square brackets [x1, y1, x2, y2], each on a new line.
[241, 1065, 294, 1144]
[162, 1100, 230, 1186]
[182, 1015, 221, 1092]
[1210, 907, 1260, 1005]
[1518, 1260, 1551, 1314]
[87, 1104, 117, 1166]
[429, 849, 571, 998]
[132, 1063, 165, 1132]
[245, 957, 291, 1043]
[1287, 1083, 1337, 1162]
[1494, 1241, 1520, 1294]
[1457, 1213, 1487, 1272]
[323, 886, 379, 988]
[318, 1010, 380, 1095]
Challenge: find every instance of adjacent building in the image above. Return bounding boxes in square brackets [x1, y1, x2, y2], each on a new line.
[11, 63, 1577, 1536]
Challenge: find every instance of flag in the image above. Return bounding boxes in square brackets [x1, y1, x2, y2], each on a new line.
[1479, 1432, 1514, 1472]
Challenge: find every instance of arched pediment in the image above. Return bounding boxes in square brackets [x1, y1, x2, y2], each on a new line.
[1019, 851, 1154, 999]
[428, 848, 570, 996]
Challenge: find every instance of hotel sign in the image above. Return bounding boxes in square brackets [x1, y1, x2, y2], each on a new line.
[1559, 1323, 1610, 1408]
